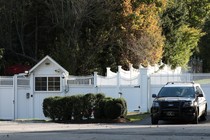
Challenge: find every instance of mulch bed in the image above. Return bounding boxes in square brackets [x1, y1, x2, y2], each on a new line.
[55, 117, 130, 124]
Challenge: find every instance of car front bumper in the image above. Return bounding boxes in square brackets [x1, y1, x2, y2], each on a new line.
[151, 106, 197, 121]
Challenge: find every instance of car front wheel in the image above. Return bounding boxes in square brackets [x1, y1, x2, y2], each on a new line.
[151, 117, 158, 125]
[192, 109, 198, 124]
[200, 105, 207, 121]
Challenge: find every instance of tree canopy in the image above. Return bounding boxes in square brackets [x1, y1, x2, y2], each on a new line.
[199, 18, 210, 72]
[162, 0, 209, 69]
[0, 0, 210, 75]
[121, 0, 165, 67]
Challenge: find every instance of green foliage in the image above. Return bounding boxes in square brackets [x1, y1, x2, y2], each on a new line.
[0, 0, 55, 67]
[60, 96, 74, 121]
[43, 97, 54, 120]
[164, 25, 203, 68]
[82, 93, 96, 119]
[0, 0, 210, 74]
[104, 98, 127, 119]
[48, 0, 124, 75]
[162, 1, 206, 68]
[43, 96, 63, 121]
[185, 0, 210, 28]
[198, 19, 210, 72]
[92, 93, 106, 119]
[71, 95, 84, 121]
[104, 98, 119, 119]
[121, 1, 165, 67]
[94, 97, 112, 119]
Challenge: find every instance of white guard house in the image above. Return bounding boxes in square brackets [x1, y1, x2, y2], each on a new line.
[0, 55, 69, 120]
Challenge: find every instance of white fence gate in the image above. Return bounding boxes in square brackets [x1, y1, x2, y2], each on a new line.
[66, 72, 142, 112]
[0, 87, 14, 119]
[0, 76, 33, 120]
[0, 77, 14, 120]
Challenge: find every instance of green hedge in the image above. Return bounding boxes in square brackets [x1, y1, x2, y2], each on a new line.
[104, 98, 127, 119]
[42, 93, 127, 122]
[43, 96, 63, 121]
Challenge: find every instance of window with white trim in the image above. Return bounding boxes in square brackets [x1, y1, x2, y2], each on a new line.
[35, 77, 60, 91]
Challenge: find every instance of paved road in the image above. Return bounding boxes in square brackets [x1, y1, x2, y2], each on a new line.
[136, 114, 210, 125]
[0, 115, 210, 140]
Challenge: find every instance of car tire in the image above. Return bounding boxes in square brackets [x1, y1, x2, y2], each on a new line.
[192, 109, 198, 124]
[151, 117, 158, 125]
[200, 105, 207, 121]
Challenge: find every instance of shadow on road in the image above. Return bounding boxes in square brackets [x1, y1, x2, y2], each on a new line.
[129, 114, 210, 125]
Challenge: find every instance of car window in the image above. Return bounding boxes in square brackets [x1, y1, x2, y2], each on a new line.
[158, 87, 195, 98]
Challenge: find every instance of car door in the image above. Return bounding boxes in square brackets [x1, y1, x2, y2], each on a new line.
[196, 86, 207, 117]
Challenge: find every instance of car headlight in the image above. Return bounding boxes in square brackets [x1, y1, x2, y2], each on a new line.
[183, 101, 194, 107]
[152, 102, 160, 107]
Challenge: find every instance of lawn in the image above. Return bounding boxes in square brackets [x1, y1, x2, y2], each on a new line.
[194, 79, 210, 84]
[126, 112, 149, 122]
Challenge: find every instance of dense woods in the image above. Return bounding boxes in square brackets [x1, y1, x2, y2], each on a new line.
[0, 0, 209, 75]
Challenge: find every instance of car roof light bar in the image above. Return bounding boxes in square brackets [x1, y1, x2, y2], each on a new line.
[166, 81, 195, 85]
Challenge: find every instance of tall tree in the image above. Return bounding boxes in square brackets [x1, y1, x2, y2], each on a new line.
[0, 0, 55, 67]
[121, 0, 165, 67]
[199, 18, 210, 72]
[185, 0, 210, 28]
[47, 0, 120, 75]
[162, 0, 205, 68]
[1, 0, 209, 75]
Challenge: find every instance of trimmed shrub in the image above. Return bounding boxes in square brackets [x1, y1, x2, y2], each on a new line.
[71, 95, 84, 121]
[104, 98, 127, 119]
[114, 98, 127, 118]
[43, 97, 55, 120]
[53, 96, 64, 121]
[83, 93, 96, 119]
[60, 96, 74, 121]
[93, 93, 106, 119]
[43, 96, 63, 121]
[95, 93, 106, 103]
[42, 93, 127, 122]
[94, 97, 110, 119]
[94, 93, 106, 109]
[104, 98, 118, 119]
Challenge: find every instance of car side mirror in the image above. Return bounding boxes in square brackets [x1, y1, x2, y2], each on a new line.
[195, 91, 203, 97]
[152, 94, 157, 98]
[198, 94, 203, 97]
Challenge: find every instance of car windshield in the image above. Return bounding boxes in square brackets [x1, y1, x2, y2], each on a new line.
[158, 87, 195, 98]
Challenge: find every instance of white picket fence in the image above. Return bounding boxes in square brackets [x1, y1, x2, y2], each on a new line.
[1, 64, 210, 120]
[65, 64, 182, 113]
[66, 67, 210, 113]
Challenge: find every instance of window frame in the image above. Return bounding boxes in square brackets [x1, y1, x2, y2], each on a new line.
[34, 76, 61, 92]
[196, 86, 204, 96]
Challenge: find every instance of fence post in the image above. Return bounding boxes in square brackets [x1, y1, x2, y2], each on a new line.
[14, 75, 17, 120]
[140, 67, 150, 112]
[94, 72, 98, 93]
[106, 67, 111, 77]
[129, 64, 133, 85]
[118, 66, 122, 97]
[29, 73, 34, 118]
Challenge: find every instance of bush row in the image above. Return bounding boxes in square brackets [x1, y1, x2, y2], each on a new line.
[43, 93, 127, 122]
